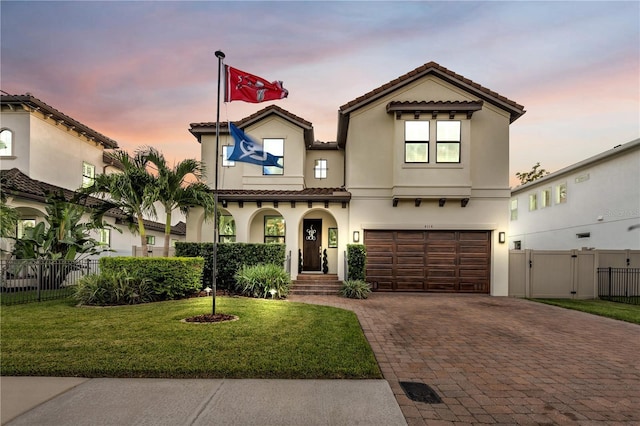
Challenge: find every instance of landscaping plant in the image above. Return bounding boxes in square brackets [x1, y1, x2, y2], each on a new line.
[340, 279, 372, 299]
[234, 263, 291, 299]
[75, 269, 153, 305]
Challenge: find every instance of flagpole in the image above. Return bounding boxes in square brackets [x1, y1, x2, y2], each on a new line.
[212, 50, 225, 315]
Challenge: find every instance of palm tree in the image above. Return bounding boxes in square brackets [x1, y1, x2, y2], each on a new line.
[82, 150, 157, 256]
[141, 147, 215, 257]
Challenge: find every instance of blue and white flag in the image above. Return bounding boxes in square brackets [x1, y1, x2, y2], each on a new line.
[227, 123, 282, 168]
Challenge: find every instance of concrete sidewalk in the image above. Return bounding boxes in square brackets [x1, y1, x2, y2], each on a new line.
[1, 376, 407, 425]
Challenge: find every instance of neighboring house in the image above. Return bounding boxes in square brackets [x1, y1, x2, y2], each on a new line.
[188, 61, 525, 296]
[0, 93, 185, 257]
[509, 138, 640, 250]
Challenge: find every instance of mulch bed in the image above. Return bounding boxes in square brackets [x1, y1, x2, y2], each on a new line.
[182, 313, 238, 323]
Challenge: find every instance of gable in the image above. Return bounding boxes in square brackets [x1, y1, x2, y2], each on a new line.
[337, 61, 525, 147]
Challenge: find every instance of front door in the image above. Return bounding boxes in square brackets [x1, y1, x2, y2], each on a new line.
[303, 219, 322, 271]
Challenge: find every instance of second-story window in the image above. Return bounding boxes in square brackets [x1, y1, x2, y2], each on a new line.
[405, 121, 429, 163]
[82, 162, 95, 188]
[529, 193, 537, 211]
[314, 159, 327, 179]
[436, 121, 461, 163]
[0, 128, 13, 157]
[510, 199, 518, 221]
[555, 183, 567, 204]
[263, 138, 284, 175]
[541, 188, 551, 208]
[222, 146, 235, 167]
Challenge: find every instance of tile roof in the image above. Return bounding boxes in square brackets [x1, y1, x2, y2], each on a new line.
[0, 168, 185, 236]
[189, 105, 315, 146]
[216, 187, 351, 203]
[336, 61, 525, 148]
[1, 93, 119, 149]
[339, 61, 525, 117]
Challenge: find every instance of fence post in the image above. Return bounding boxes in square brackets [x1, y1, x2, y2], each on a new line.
[37, 260, 43, 302]
[608, 267, 612, 299]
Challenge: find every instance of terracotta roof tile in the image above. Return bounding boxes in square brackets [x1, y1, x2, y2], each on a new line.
[0, 168, 185, 236]
[216, 187, 351, 202]
[1, 93, 119, 149]
[339, 61, 525, 119]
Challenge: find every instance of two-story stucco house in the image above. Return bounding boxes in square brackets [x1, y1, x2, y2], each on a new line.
[187, 62, 525, 296]
[0, 93, 185, 257]
[509, 138, 640, 251]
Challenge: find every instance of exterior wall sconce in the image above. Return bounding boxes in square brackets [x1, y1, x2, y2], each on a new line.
[499, 232, 506, 244]
[221, 199, 228, 208]
[353, 231, 360, 243]
[439, 198, 446, 207]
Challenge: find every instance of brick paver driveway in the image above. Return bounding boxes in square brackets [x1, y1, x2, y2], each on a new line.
[289, 293, 640, 425]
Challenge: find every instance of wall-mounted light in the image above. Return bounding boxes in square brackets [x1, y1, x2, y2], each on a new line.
[498, 232, 506, 244]
[353, 231, 360, 243]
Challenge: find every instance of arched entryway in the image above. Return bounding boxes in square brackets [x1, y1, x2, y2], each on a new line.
[299, 209, 338, 274]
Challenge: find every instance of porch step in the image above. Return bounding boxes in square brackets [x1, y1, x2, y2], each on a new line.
[290, 274, 342, 296]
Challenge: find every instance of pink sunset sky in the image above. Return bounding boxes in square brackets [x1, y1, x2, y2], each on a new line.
[1, 1, 638, 187]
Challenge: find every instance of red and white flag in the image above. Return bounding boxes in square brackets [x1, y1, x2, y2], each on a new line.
[225, 65, 288, 103]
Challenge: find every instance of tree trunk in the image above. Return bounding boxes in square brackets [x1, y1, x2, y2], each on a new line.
[138, 214, 148, 257]
[163, 211, 172, 257]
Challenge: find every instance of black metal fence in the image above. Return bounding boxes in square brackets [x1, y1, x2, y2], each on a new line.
[0, 259, 100, 305]
[598, 267, 640, 305]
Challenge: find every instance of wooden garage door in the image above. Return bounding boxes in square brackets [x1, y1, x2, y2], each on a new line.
[365, 230, 490, 293]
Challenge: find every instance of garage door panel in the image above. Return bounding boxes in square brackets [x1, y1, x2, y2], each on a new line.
[426, 231, 456, 241]
[426, 281, 457, 291]
[458, 281, 489, 292]
[364, 230, 490, 293]
[397, 268, 425, 277]
[426, 245, 456, 254]
[396, 231, 426, 241]
[397, 256, 424, 266]
[427, 268, 457, 278]
[396, 280, 425, 291]
[397, 245, 426, 254]
[459, 231, 489, 241]
[366, 244, 394, 254]
[365, 231, 394, 241]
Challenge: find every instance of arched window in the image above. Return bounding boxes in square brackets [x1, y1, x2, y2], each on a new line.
[0, 128, 13, 156]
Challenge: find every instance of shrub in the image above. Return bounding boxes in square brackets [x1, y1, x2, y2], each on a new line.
[234, 264, 291, 299]
[175, 242, 286, 291]
[99, 257, 204, 300]
[75, 269, 153, 305]
[347, 244, 367, 281]
[340, 279, 371, 299]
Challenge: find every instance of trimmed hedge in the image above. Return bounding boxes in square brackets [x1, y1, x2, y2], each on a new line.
[99, 256, 204, 300]
[175, 242, 286, 291]
[347, 244, 366, 281]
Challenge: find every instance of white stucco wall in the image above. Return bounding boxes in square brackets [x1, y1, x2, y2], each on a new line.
[509, 140, 640, 250]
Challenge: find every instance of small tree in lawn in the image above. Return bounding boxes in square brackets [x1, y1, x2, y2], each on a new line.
[82, 150, 157, 256]
[515, 162, 549, 186]
[141, 147, 215, 257]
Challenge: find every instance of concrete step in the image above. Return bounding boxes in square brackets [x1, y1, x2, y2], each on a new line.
[290, 276, 342, 295]
[295, 274, 339, 281]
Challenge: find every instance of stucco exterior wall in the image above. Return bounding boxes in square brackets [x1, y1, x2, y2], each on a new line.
[510, 141, 640, 250]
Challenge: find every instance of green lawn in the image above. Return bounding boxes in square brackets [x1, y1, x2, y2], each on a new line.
[0, 296, 381, 379]
[533, 298, 640, 325]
